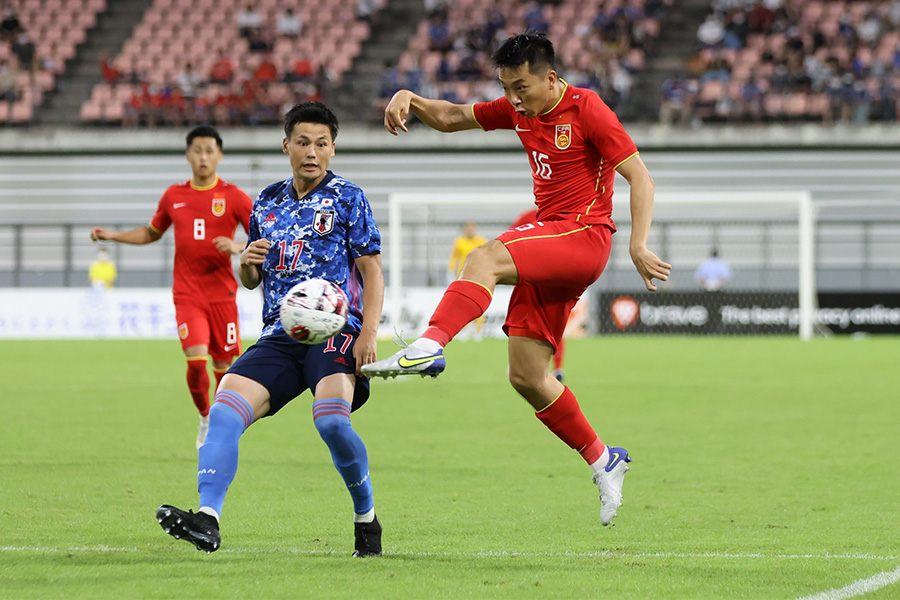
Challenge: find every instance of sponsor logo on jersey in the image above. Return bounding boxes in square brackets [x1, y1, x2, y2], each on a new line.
[262, 212, 277, 226]
[555, 124, 572, 149]
[610, 296, 639, 330]
[178, 322, 189, 339]
[212, 196, 226, 217]
[173, 202, 187, 209]
[313, 209, 335, 235]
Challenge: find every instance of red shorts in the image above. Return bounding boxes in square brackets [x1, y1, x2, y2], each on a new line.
[498, 219, 612, 349]
[174, 299, 242, 362]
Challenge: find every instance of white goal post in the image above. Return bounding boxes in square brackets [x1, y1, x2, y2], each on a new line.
[386, 190, 816, 340]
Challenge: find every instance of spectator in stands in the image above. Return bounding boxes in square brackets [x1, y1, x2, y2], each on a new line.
[694, 249, 731, 291]
[0, 59, 17, 108]
[284, 58, 313, 83]
[0, 4, 21, 42]
[253, 54, 279, 84]
[357, 0, 377, 22]
[209, 52, 235, 85]
[237, 4, 261, 40]
[427, 7, 453, 53]
[276, 8, 302, 38]
[99, 50, 122, 85]
[246, 26, 273, 53]
[697, 14, 725, 49]
[739, 74, 765, 121]
[176, 63, 202, 122]
[177, 63, 203, 99]
[523, 2, 550, 36]
[659, 75, 693, 125]
[12, 31, 36, 75]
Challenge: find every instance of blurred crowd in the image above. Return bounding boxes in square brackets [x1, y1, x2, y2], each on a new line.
[377, 0, 671, 119]
[1, 2, 57, 116]
[96, 4, 350, 127]
[660, 0, 900, 125]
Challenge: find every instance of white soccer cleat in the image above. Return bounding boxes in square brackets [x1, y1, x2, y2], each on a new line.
[196, 415, 209, 450]
[593, 446, 631, 526]
[361, 337, 446, 379]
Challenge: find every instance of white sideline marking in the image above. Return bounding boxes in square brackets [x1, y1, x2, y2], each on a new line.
[1, 546, 899, 562]
[795, 567, 900, 600]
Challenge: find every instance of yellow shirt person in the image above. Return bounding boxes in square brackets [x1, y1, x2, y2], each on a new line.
[448, 221, 487, 279]
[89, 248, 117, 289]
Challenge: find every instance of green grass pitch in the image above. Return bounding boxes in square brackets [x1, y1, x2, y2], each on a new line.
[1, 336, 898, 599]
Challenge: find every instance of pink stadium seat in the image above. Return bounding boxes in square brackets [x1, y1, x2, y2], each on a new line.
[80, 101, 102, 121]
[103, 101, 124, 121]
[11, 101, 33, 123]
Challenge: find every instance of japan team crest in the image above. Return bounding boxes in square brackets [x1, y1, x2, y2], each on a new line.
[555, 124, 572, 150]
[313, 209, 335, 235]
[212, 196, 226, 217]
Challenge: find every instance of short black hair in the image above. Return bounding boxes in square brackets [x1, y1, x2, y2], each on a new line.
[284, 101, 339, 142]
[491, 31, 555, 74]
[186, 125, 223, 150]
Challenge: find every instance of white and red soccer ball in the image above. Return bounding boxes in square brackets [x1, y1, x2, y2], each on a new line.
[279, 278, 348, 344]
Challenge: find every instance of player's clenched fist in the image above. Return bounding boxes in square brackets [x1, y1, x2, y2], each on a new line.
[241, 239, 271, 266]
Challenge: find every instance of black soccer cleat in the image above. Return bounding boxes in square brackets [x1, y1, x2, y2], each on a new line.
[352, 515, 382, 557]
[156, 504, 220, 553]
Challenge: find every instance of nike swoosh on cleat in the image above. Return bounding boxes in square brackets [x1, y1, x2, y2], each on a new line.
[609, 452, 621, 469]
[396, 354, 438, 368]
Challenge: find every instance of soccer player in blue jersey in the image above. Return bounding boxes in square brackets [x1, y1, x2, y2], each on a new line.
[156, 101, 385, 557]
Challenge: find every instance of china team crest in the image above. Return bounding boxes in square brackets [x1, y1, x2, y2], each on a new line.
[313, 209, 335, 235]
[212, 196, 226, 217]
[555, 124, 572, 149]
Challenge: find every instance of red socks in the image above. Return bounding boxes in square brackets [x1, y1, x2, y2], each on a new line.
[535, 387, 605, 465]
[423, 280, 493, 346]
[186, 357, 211, 417]
[213, 367, 228, 391]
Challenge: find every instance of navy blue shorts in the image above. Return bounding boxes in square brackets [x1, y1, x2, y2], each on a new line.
[226, 328, 370, 417]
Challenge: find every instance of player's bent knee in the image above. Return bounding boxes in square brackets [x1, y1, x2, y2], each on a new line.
[314, 412, 349, 441]
[508, 368, 540, 396]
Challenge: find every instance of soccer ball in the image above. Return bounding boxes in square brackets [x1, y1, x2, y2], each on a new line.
[279, 278, 348, 344]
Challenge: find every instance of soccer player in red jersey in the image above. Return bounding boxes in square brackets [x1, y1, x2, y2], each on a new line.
[363, 32, 671, 526]
[90, 126, 253, 450]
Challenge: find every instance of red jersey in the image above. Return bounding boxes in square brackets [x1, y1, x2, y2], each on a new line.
[511, 208, 537, 229]
[149, 177, 253, 302]
[473, 82, 638, 228]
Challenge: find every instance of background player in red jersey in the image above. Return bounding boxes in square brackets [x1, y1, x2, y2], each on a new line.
[91, 125, 253, 450]
[364, 32, 671, 527]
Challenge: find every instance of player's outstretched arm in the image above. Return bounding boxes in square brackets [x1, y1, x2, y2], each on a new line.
[384, 90, 477, 135]
[352, 252, 384, 376]
[90, 225, 161, 245]
[615, 156, 672, 291]
[239, 239, 270, 289]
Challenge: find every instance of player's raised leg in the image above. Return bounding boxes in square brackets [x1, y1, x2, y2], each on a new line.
[157, 374, 268, 552]
[509, 335, 630, 526]
[361, 240, 515, 379]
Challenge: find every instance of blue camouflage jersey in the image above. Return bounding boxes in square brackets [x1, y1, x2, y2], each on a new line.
[249, 171, 381, 339]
